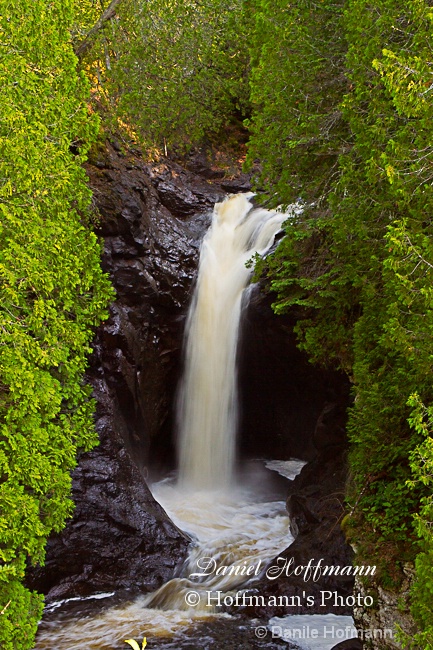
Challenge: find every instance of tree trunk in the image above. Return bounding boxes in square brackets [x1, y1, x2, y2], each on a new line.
[74, 0, 124, 60]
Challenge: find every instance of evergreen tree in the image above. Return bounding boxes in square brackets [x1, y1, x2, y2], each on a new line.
[0, 1, 113, 646]
[247, 0, 433, 644]
[79, 0, 250, 150]
[245, 0, 348, 207]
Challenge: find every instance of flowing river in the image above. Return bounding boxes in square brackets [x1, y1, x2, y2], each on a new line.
[35, 462, 303, 650]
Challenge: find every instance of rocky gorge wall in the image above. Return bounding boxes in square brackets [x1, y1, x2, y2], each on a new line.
[26, 142, 223, 600]
[26, 141, 355, 623]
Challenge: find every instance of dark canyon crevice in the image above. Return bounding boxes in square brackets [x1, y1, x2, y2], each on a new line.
[27, 141, 353, 612]
[238, 290, 349, 463]
[235, 293, 354, 617]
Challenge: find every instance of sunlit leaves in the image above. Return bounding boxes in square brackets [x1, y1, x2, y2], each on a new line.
[0, 0, 113, 647]
[81, 0, 249, 150]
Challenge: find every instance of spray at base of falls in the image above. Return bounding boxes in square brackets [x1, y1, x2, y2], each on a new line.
[35, 467, 298, 649]
[177, 193, 291, 490]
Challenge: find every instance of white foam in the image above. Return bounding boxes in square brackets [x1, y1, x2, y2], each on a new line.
[43, 591, 115, 613]
[265, 459, 307, 481]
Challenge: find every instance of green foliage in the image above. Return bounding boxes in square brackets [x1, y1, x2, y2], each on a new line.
[247, 0, 433, 642]
[245, 0, 349, 207]
[81, 0, 250, 151]
[0, 0, 113, 646]
[398, 395, 433, 648]
[0, 574, 43, 650]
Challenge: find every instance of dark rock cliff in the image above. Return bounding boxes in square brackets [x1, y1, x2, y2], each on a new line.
[234, 292, 354, 619]
[238, 288, 348, 462]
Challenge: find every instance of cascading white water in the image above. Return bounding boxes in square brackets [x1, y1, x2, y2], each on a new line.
[177, 193, 288, 489]
[34, 473, 297, 648]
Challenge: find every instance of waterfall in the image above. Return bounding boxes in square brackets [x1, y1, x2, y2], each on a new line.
[177, 193, 288, 490]
[34, 194, 308, 649]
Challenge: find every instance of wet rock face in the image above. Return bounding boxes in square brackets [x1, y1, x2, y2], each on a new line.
[331, 641, 363, 650]
[89, 147, 225, 474]
[27, 144, 227, 601]
[238, 289, 349, 462]
[26, 419, 190, 600]
[150, 160, 223, 217]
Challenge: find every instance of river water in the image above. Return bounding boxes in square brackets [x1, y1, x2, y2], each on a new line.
[34, 461, 304, 649]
